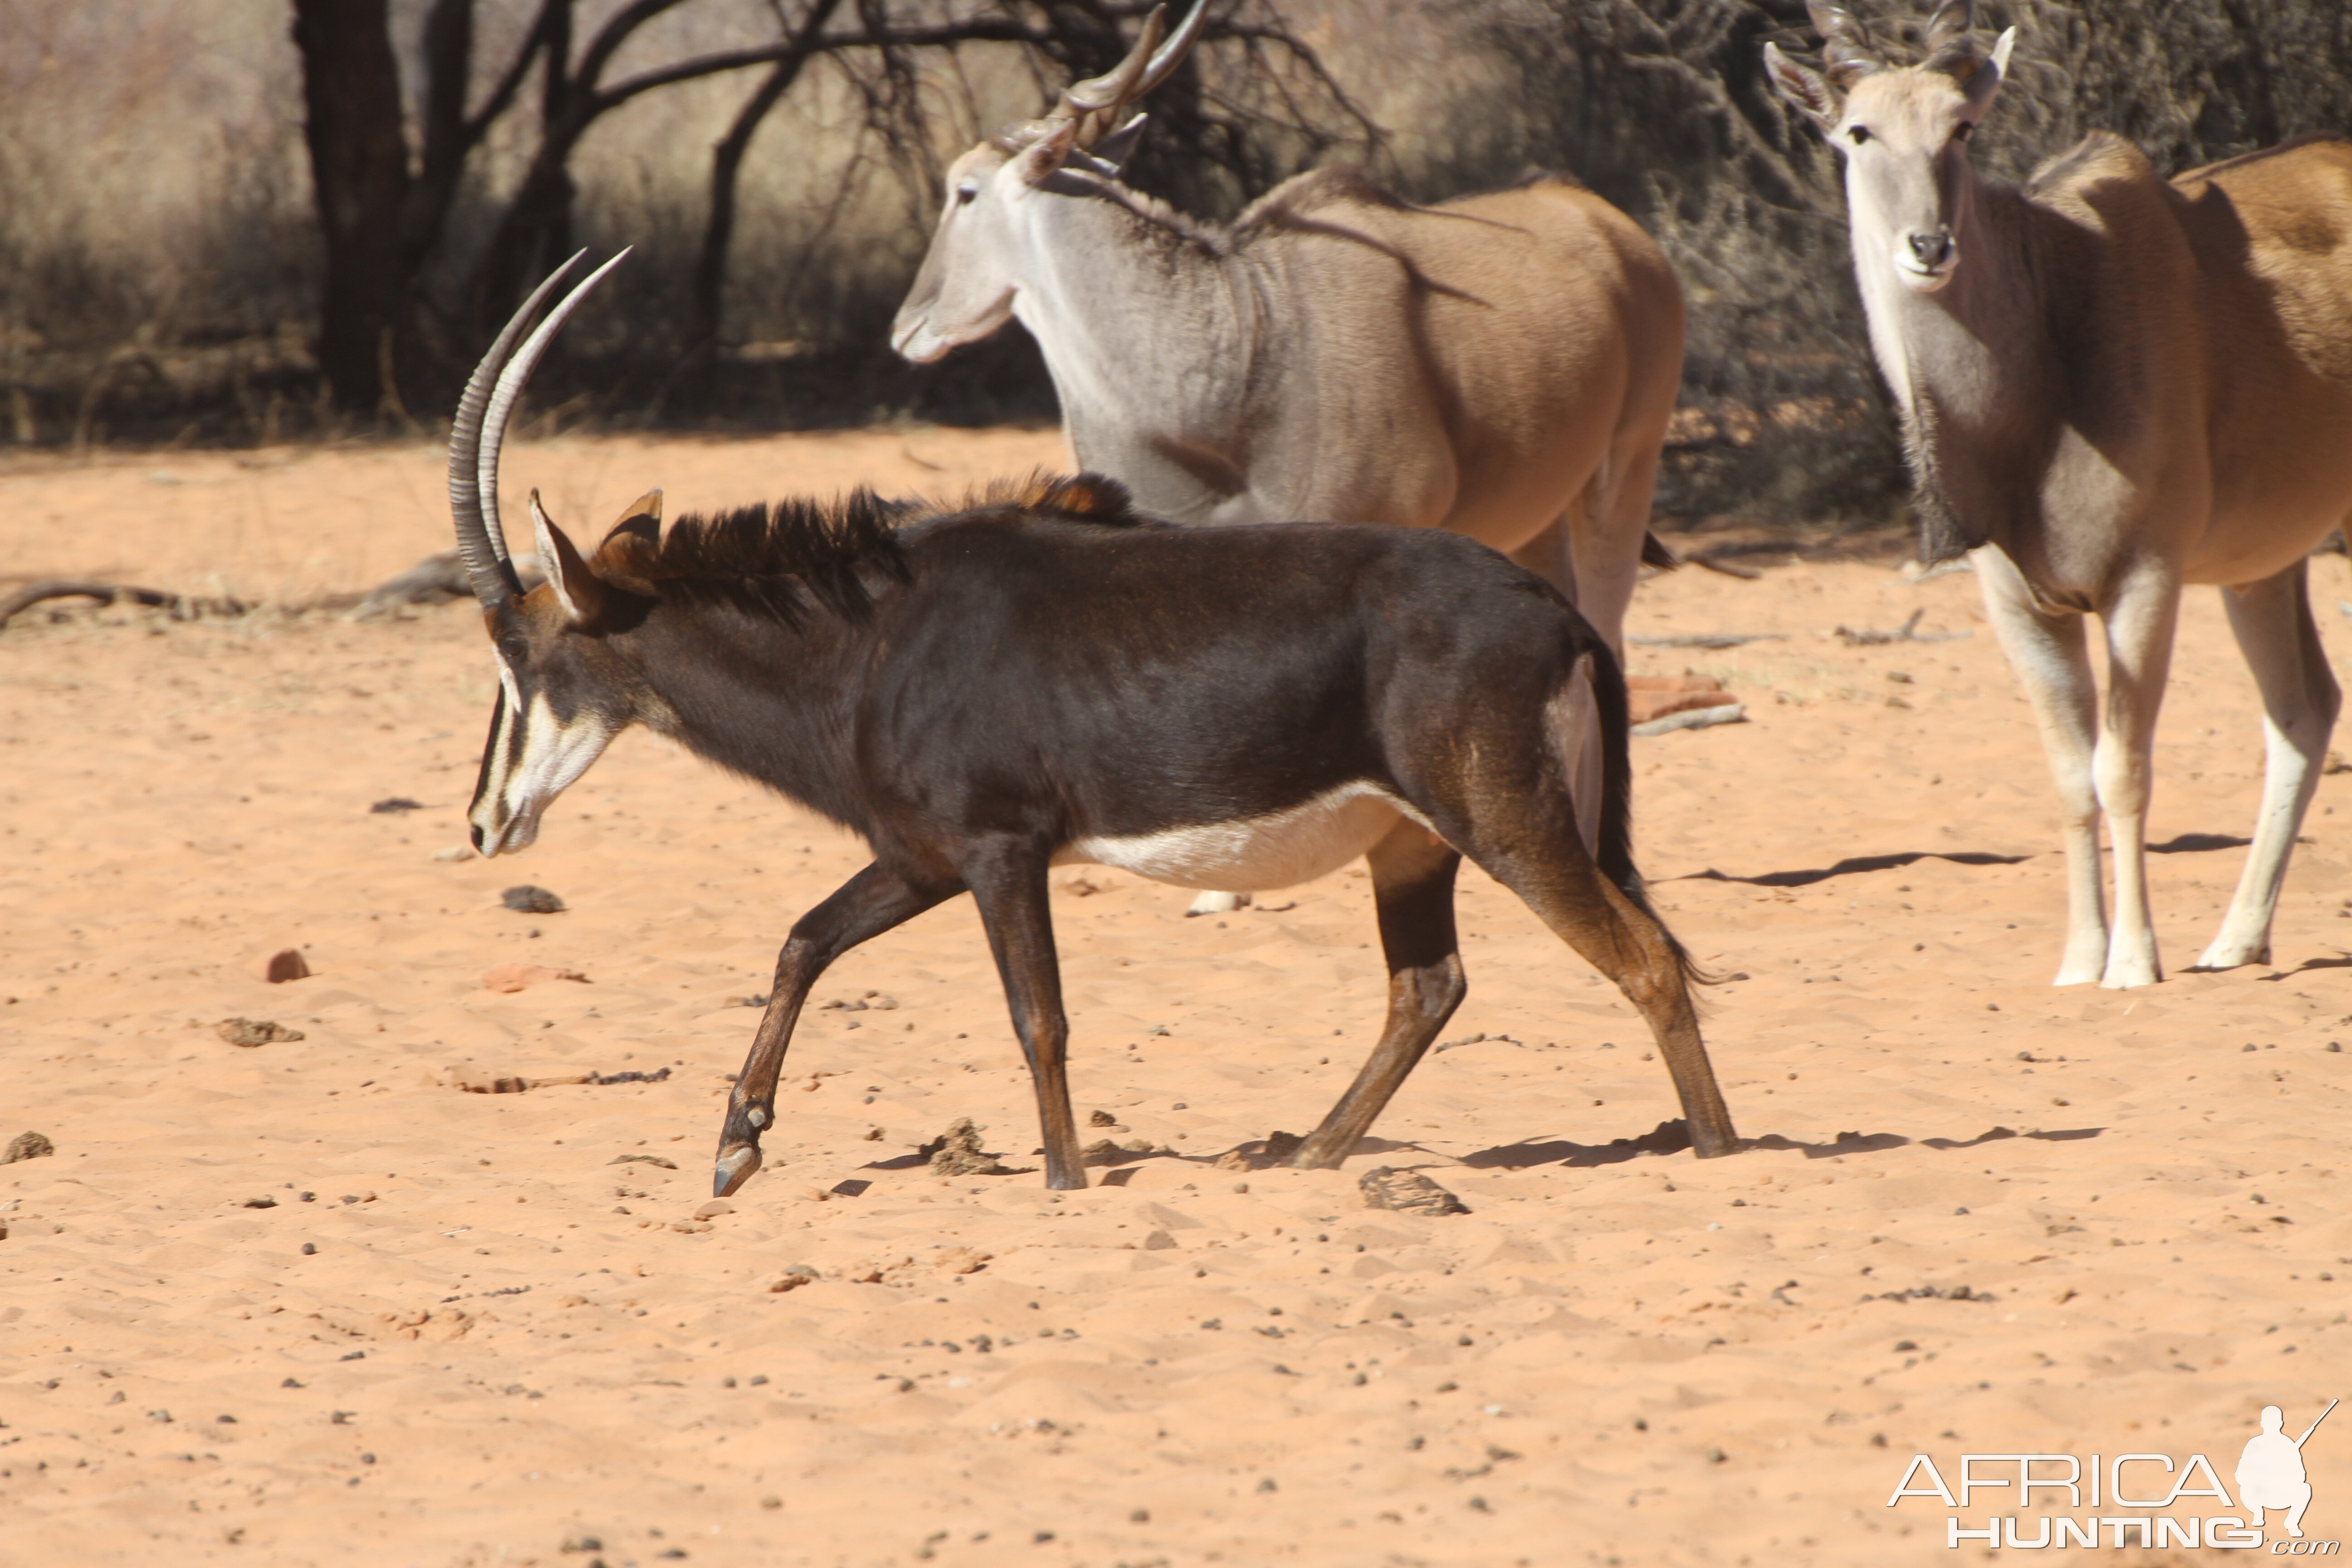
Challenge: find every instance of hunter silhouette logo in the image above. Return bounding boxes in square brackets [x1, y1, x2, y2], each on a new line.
[2241, 1400, 2336, 1541]
[1886, 1396, 2342, 1550]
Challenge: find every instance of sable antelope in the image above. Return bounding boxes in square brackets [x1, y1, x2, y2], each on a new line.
[451, 255, 1737, 1195]
[1765, 1, 2352, 987]
[891, 0, 1686, 914]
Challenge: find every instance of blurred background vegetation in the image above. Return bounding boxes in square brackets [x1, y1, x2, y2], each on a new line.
[2, 0, 2347, 527]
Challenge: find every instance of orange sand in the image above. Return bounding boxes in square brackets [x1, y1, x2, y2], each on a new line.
[3, 430, 2348, 1566]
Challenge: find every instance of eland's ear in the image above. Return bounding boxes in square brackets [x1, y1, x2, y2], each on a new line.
[1012, 118, 1081, 186]
[530, 490, 607, 627]
[1964, 26, 2017, 114]
[1093, 113, 1150, 172]
[1763, 41, 1839, 132]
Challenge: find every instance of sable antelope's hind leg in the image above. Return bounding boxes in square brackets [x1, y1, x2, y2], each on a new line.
[2196, 561, 2341, 971]
[714, 863, 956, 1198]
[964, 839, 1088, 1189]
[1290, 820, 1464, 1169]
[1475, 808, 1738, 1157]
[1973, 546, 2108, 985]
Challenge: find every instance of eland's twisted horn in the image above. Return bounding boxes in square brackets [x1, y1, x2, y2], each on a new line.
[446, 250, 631, 608]
[1924, 0, 1975, 51]
[1806, 1, 1884, 86]
[1053, 0, 1209, 143]
[1921, 0, 1986, 73]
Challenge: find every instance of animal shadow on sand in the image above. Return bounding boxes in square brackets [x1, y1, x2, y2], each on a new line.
[1673, 849, 2030, 888]
[1463, 1121, 2105, 1170]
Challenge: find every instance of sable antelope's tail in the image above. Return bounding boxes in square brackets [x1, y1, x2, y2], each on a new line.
[1584, 634, 1716, 990]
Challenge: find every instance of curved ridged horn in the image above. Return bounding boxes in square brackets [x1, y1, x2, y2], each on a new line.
[1924, 0, 1975, 52]
[446, 250, 630, 608]
[1806, 1, 1883, 87]
[1053, 0, 1208, 143]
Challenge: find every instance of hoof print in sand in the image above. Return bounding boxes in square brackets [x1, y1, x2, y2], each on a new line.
[5, 1131, 56, 1164]
[262, 948, 310, 983]
[216, 1017, 305, 1047]
[500, 885, 566, 915]
[922, 1118, 1014, 1176]
[1359, 1166, 1470, 1216]
[1083, 1136, 1172, 1166]
[479, 963, 589, 993]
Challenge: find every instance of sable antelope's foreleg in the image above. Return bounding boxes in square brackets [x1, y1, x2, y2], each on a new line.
[962, 839, 1087, 1190]
[1974, 546, 2108, 985]
[713, 862, 956, 1198]
[1291, 819, 1465, 1169]
[2200, 561, 2341, 969]
[2089, 566, 2181, 989]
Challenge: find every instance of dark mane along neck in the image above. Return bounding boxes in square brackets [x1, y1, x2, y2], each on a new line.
[596, 470, 1144, 627]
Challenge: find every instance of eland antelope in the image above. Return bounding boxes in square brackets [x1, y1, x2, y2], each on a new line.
[452, 255, 1737, 1195]
[892, 0, 1686, 915]
[1765, 1, 2352, 988]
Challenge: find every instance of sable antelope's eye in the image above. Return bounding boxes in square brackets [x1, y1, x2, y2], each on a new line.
[1952, 121, 1975, 142]
[955, 183, 979, 206]
[1847, 124, 1873, 145]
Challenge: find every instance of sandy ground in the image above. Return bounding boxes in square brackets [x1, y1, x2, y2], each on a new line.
[3, 429, 2349, 1568]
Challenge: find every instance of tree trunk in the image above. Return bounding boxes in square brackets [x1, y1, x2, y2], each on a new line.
[290, 0, 411, 414]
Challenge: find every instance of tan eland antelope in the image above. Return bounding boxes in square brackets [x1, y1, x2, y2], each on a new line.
[892, 0, 1686, 914]
[453, 255, 1738, 1194]
[1765, 0, 2352, 988]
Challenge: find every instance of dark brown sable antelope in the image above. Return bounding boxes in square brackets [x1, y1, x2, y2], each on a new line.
[451, 255, 1739, 1195]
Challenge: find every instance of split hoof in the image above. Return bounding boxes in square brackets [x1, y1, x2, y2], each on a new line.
[1185, 890, 1250, 917]
[713, 1142, 763, 1197]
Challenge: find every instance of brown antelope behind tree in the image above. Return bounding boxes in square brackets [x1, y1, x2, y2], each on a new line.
[891, 0, 1686, 915]
[448, 255, 1739, 1196]
[1764, 0, 2352, 988]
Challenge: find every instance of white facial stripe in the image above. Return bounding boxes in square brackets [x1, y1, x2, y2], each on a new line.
[470, 686, 615, 856]
[1057, 782, 1431, 892]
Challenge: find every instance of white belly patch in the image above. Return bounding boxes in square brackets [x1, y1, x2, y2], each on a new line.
[1056, 782, 1431, 892]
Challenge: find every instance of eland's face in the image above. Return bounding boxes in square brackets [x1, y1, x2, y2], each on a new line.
[1835, 70, 1987, 294]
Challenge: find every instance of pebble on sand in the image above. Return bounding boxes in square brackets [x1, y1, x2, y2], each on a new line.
[500, 885, 566, 915]
[1358, 1166, 1471, 1216]
[262, 948, 310, 983]
[4, 1130, 56, 1164]
[216, 1017, 305, 1047]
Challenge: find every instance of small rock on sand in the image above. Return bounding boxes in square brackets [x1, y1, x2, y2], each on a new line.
[923, 1118, 1013, 1176]
[608, 1153, 678, 1169]
[480, 963, 589, 993]
[4, 1131, 56, 1164]
[216, 1017, 305, 1048]
[500, 885, 566, 915]
[262, 948, 310, 983]
[1359, 1166, 1470, 1215]
[1263, 1130, 1304, 1161]
[1083, 1136, 1172, 1166]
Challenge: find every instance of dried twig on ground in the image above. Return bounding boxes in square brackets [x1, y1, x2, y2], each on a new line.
[0, 580, 246, 631]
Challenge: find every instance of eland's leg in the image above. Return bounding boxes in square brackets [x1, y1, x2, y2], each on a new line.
[2091, 567, 2182, 988]
[714, 862, 957, 1197]
[1974, 546, 2108, 985]
[2196, 560, 2341, 970]
[1568, 433, 1666, 663]
[1289, 819, 1466, 1169]
[963, 838, 1088, 1189]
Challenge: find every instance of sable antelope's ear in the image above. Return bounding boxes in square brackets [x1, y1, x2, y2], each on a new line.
[591, 488, 664, 593]
[1763, 41, 1839, 132]
[1093, 113, 1149, 172]
[1012, 118, 1081, 186]
[530, 489, 607, 627]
